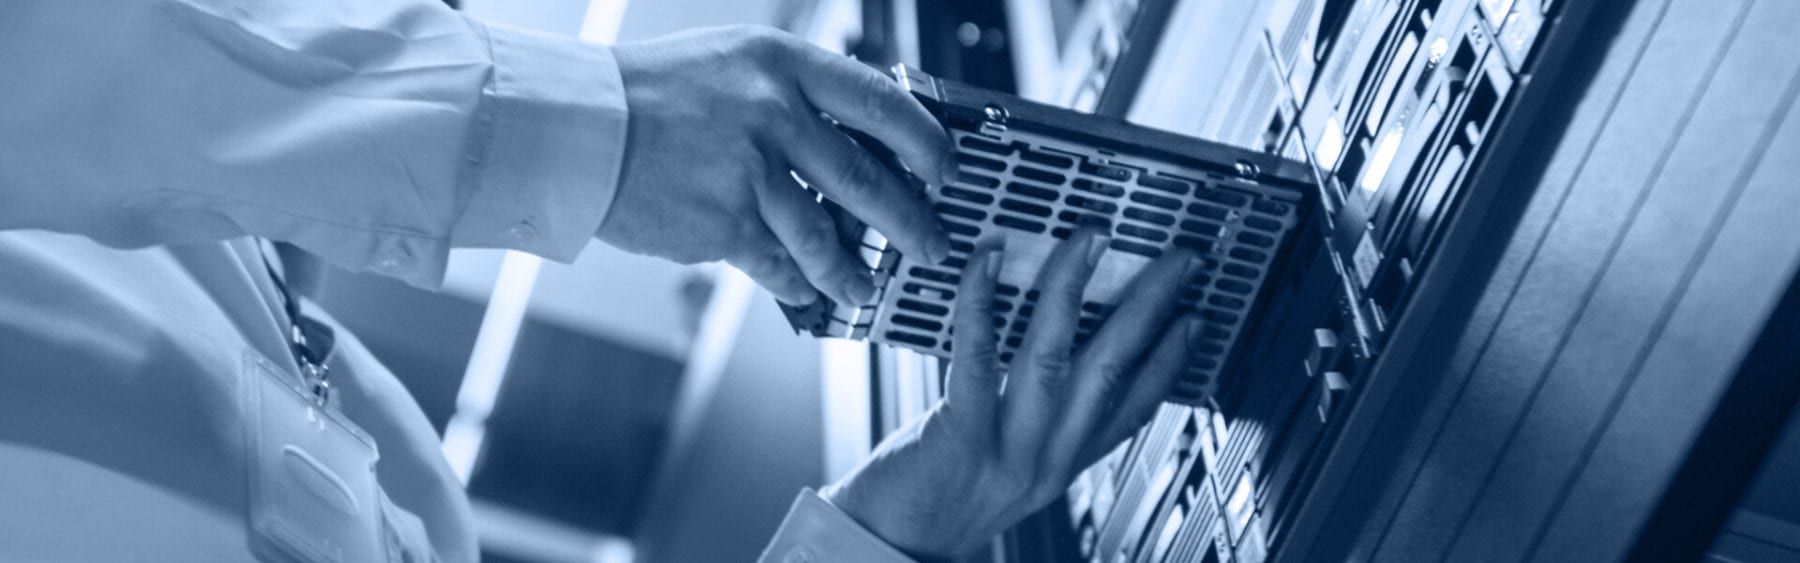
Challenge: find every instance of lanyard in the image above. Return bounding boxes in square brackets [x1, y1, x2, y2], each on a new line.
[257, 240, 337, 406]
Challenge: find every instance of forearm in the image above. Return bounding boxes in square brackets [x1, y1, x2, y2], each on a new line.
[0, 0, 626, 288]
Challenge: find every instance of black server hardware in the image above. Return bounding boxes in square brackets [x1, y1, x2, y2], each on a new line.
[781, 64, 1317, 406]
[805, 0, 1800, 560]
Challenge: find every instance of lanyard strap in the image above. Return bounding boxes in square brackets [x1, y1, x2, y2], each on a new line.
[257, 240, 336, 405]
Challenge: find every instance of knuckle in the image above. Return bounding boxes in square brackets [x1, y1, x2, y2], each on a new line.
[1027, 352, 1073, 382]
[830, 154, 881, 198]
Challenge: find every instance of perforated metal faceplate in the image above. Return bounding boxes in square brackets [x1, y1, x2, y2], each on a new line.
[781, 66, 1313, 405]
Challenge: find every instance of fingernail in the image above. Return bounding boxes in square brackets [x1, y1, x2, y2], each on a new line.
[1185, 316, 1205, 345]
[790, 290, 819, 307]
[930, 232, 953, 265]
[1182, 254, 1205, 282]
[848, 275, 879, 305]
[983, 248, 1003, 279]
[1085, 234, 1111, 266]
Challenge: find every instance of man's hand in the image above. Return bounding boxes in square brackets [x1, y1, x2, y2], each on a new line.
[602, 26, 955, 307]
[822, 229, 1206, 560]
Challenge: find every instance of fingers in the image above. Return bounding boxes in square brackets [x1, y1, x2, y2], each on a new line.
[725, 227, 819, 307]
[784, 113, 952, 265]
[789, 47, 958, 186]
[1045, 249, 1203, 466]
[758, 168, 879, 306]
[1002, 228, 1109, 449]
[946, 246, 1004, 431]
[1076, 315, 1201, 468]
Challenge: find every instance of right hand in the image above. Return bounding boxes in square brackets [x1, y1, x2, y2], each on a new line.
[823, 229, 1206, 559]
[600, 26, 956, 307]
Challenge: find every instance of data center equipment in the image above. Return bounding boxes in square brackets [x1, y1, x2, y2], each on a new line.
[781, 64, 1316, 404]
[800, 0, 1800, 560]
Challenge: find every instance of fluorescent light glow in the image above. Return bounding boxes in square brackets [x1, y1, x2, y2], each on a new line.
[442, 416, 488, 484]
[1361, 127, 1405, 194]
[820, 339, 872, 482]
[578, 0, 630, 44]
[441, 0, 630, 489]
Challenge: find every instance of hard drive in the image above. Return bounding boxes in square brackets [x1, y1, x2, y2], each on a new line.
[780, 65, 1316, 404]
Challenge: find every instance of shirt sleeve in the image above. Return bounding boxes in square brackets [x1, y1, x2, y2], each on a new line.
[0, 0, 628, 288]
[759, 489, 917, 563]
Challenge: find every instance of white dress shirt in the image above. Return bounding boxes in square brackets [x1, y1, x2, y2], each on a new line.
[0, 0, 912, 560]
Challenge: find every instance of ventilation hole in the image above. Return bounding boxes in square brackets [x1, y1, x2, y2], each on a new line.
[943, 341, 953, 352]
[1243, 215, 1283, 232]
[959, 171, 1002, 188]
[1025, 289, 1041, 301]
[1195, 188, 1250, 207]
[1110, 238, 1163, 258]
[1180, 219, 1226, 236]
[1174, 235, 1216, 253]
[1207, 294, 1247, 310]
[908, 267, 960, 285]
[1191, 356, 1219, 370]
[902, 282, 955, 300]
[897, 298, 950, 316]
[1129, 191, 1183, 211]
[1067, 194, 1121, 214]
[1222, 263, 1260, 279]
[942, 186, 995, 204]
[1017, 304, 1036, 318]
[1230, 247, 1269, 263]
[1236, 231, 1276, 248]
[1138, 175, 1193, 194]
[1202, 326, 1231, 340]
[1194, 338, 1228, 354]
[1013, 166, 1068, 186]
[1076, 316, 1101, 331]
[1072, 178, 1126, 197]
[1058, 211, 1114, 228]
[934, 201, 986, 221]
[942, 219, 981, 237]
[1124, 207, 1177, 226]
[1005, 182, 1060, 202]
[994, 215, 1047, 233]
[956, 153, 1007, 172]
[949, 239, 974, 253]
[1052, 227, 1072, 239]
[1251, 200, 1290, 215]
[1080, 162, 1132, 181]
[993, 300, 1014, 313]
[1117, 223, 1170, 243]
[943, 256, 967, 269]
[1216, 278, 1253, 295]
[885, 331, 936, 348]
[999, 198, 1054, 218]
[1019, 147, 1076, 168]
[996, 284, 1021, 297]
[1188, 202, 1231, 221]
[958, 136, 1015, 156]
[891, 314, 944, 332]
[1080, 302, 1108, 314]
[1000, 351, 1015, 363]
[1005, 335, 1023, 348]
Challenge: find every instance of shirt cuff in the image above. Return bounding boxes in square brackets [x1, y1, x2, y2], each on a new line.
[759, 489, 916, 563]
[453, 17, 629, 263]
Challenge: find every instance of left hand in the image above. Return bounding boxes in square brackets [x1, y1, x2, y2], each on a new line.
[601, 26, 956, 308]
[822, 229, 1205, 560]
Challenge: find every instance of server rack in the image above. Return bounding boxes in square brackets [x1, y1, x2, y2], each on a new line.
[795, 0, 1800, 561]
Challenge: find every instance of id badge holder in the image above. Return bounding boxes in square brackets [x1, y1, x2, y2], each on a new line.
[242, 354, 385, 563]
